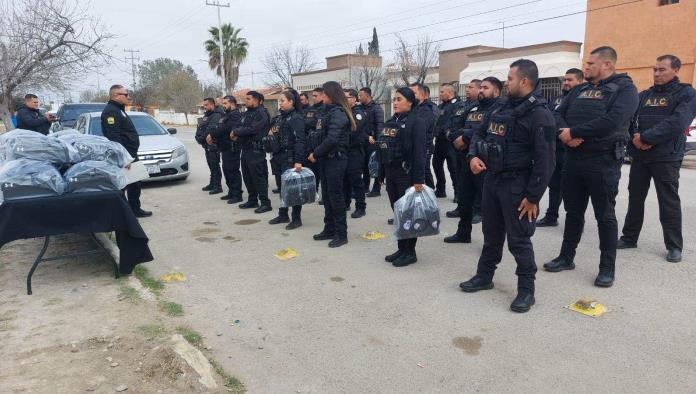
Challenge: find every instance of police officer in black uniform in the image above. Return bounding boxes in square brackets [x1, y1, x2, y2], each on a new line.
[230, 91, 272, 213]
[544, 47, 639, 288]
[359, 87, 385, 197]
[343, 89, 368, 218]
[16, 94, 55, 134]
[304, 88, 325, 191]
[380, 87, 427, 267]
[537, 68, 585, 227]
[196, 97, 224, 195]
[445, 77, 502, 243]
[618, 55, 696, 263]
[459, 60, 555, 313]
[309, 81, 354, 248]
[265, 89, 307, 229]
[208, 95, 243, 204]
[409, 83, 438, 190]
[432, 83, 467, 198]
[101, 84, 152, 218]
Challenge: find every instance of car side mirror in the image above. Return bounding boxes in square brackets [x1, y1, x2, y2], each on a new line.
[167, 128, 177, 134]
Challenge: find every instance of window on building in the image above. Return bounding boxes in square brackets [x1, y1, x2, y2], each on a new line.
[539, 77, 562, 100]
[659, 0, 679, 5]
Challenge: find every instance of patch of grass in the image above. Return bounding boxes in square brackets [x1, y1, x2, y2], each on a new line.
[138, 324, 167, 340]
[175, 326, 202, 348]
[133, 265, 164, 295]
[159, 301, 184, 317]
[118, 282, 142, 304]
[209, 359, 246, 393]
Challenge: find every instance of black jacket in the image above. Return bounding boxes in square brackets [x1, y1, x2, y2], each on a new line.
[233, 105, 270, 150]
[304, 103, 324, 131]
[416, 100, 438, 154]
[211, 108, 242, 151]
[101, 100, 139, 158]
[360, 100, 385, 138]
[314, 104, 350, 158]
[435, 96, 469, 140]
[274, 108, 307, 165]
[469, 93, 556, 204]
[381, 111, 427, 184]
[349, 105, 369, 149]
[629, 77, 696, 163]
[195, 107, 224, 148]
[16, 106, 52, 135]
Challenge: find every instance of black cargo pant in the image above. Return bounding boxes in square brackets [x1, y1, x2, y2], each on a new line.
[432, 137, 457, 194]
[543, 148, 565, 220]
[272, 153, 301, 220]
[126, 181, 142, 212]
[454, 154, 482, 238]
[204, 146, 222, 188]
[385, 164, 418, 255]
[344, 147, 366, 210]
[221, 148, 242, 199]
[621, 160, 682, 250]
[364, 143, 383, 193]
[424, 152, 435, 189]
[476, 172, 537, 295]
[320, 154, 348, 238]
[240, 148, 270, 206]
[560, 153, 621, 275]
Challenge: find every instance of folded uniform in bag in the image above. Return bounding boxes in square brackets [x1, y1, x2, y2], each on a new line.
[0, 158, 65, 203]
[280, 167, 316, 207]
[50, 128, 81, 139]
[64, 160, 128, 193]
[1, 131, 78, 166]
[59, 134, 134, 168]
[393, 186, 441, 240]
[368, 151, 380, 178]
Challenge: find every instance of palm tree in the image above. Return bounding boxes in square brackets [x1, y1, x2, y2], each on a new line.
[205, 24, 248, 93]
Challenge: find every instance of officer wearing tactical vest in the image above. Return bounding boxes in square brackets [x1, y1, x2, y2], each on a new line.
[618, 55, 696, 263]
[537, 68, 585, 227]
[445, 76, 502, 244]
[207, 95, 243, 204]
[409, 83, 439, 190]
[304, 88, 325, 191]
[544, 46, 639, 288]
[230, 91, 272, 213]
[360, 87, 386, 197]
[101, 84, 152, 218]
[432, 83, 468, 199]
[196, 98, 224, 195]
[460, 59, 555, 313]
[343, 89, 369, 218]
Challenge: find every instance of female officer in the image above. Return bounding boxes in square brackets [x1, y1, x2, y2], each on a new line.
[380, 87, 427, 267]
[266, 89, 306, 230]
[308, 81, 356, 248]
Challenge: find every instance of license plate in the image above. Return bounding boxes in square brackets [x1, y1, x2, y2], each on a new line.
[146, 164, 161, 175]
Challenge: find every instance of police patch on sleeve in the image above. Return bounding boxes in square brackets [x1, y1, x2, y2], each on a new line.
[106, 116, 115, 125]
[356, 114, 363, 120]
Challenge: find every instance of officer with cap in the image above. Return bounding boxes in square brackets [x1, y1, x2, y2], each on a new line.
[196, 97, 224, 195]
[207, 95, 243, 204]
[618, 54, 696, 263]
[537, 68, 585, 227]
[445, 76, 502, 244]
[230, 91, 272, 213]
[343, 88, 369, 218]
[432, 83, 467, 199]
[459, 59, 555, 313]
[544, 46, 639, 288]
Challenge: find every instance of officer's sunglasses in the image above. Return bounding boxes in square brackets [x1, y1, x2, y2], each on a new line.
[116, 92, 129, 97]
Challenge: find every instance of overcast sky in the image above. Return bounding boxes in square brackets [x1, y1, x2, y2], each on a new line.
[67, 0, 587, 100]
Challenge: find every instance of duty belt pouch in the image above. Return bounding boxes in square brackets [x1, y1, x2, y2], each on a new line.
[614, 142, 626, 161]
[262, 134, 281, 154]
[488, 144, 504, 173]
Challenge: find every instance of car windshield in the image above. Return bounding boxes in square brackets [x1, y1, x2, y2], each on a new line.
[60, 104, 106, 120]
[89, 116, 169, 136]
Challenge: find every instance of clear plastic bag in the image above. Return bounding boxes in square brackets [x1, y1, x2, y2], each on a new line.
[50, 128, 81, 139]
[280, 167, 316, 207]
[0, 158, 65, 203]
[0, 129, 49, 163]
[393, 186, 441, 240]
[1, 130, 79, 165]
[64, 160, 128, 193]
[368, 150, 380, 178]
[59, 134, 134, 168]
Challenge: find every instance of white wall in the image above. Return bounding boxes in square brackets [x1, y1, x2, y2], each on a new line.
[459, 50, 582, 83]
[154, 109, 202, 126]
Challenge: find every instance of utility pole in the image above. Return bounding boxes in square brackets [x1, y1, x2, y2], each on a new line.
[206, 0, 230, 95]
[501, 21, 506, 48]
[124, 49, 140, 91]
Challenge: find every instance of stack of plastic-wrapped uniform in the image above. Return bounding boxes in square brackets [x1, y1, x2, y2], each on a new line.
[0, 129, 133, 204]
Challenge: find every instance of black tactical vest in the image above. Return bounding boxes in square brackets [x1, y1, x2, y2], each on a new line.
[479, 98, 538, 173]
[636, 85, 685, 132]
[564, 82, 624, 151]
[378, 115, 409, 166]
[460, 106, 487, 143]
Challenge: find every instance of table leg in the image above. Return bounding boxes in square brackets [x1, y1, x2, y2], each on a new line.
[27, 236, 50, 295]
[90, 233, 120, 279]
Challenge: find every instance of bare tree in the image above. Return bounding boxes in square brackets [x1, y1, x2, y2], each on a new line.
[351, 64, 389, 102]
[393, 34, 441, 86]
[262, 43, 318, 88]
[0, 0, 112, 130]
[79, 88, 109, 103]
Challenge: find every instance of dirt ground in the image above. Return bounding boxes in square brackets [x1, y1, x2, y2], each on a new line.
[0, 235, 234, 393]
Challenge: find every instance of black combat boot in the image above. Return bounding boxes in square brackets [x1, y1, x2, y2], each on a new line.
[459, 276, 494, 292]
[543, 256, 575, 272]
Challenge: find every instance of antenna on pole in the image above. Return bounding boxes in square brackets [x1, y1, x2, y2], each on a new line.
[124, 49, 141, 91]
[205, 0, 231, 95]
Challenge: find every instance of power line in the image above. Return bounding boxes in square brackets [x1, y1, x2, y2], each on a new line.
[205, 0, 230, 95]
[124, 49, 141, 91]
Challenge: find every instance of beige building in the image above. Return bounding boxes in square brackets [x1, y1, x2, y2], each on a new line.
[292, 54, 382, 93]
[438, 45, 501, 88]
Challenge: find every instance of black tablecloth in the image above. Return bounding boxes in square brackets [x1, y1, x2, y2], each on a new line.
[0, 191, 153, 273]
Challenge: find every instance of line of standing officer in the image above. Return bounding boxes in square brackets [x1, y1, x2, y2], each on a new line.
[432, 83, 466, 199]
[359, 88, 385, 197]
[304, 88, 325, 192]
[409, 83, 438, 190]
[196, 97, 224, 195]
[343, 89, 368, 219]
[544, 46, 639, 288]
[208, 95, 243, 204]
[445, 77, 502, 243]
[460, 59, 555, 313]
[618, 54, 696, 263]
[230, 91, 272, 214]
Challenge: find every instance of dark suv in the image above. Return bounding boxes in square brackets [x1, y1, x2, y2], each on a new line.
[50, 103, 107, 132]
